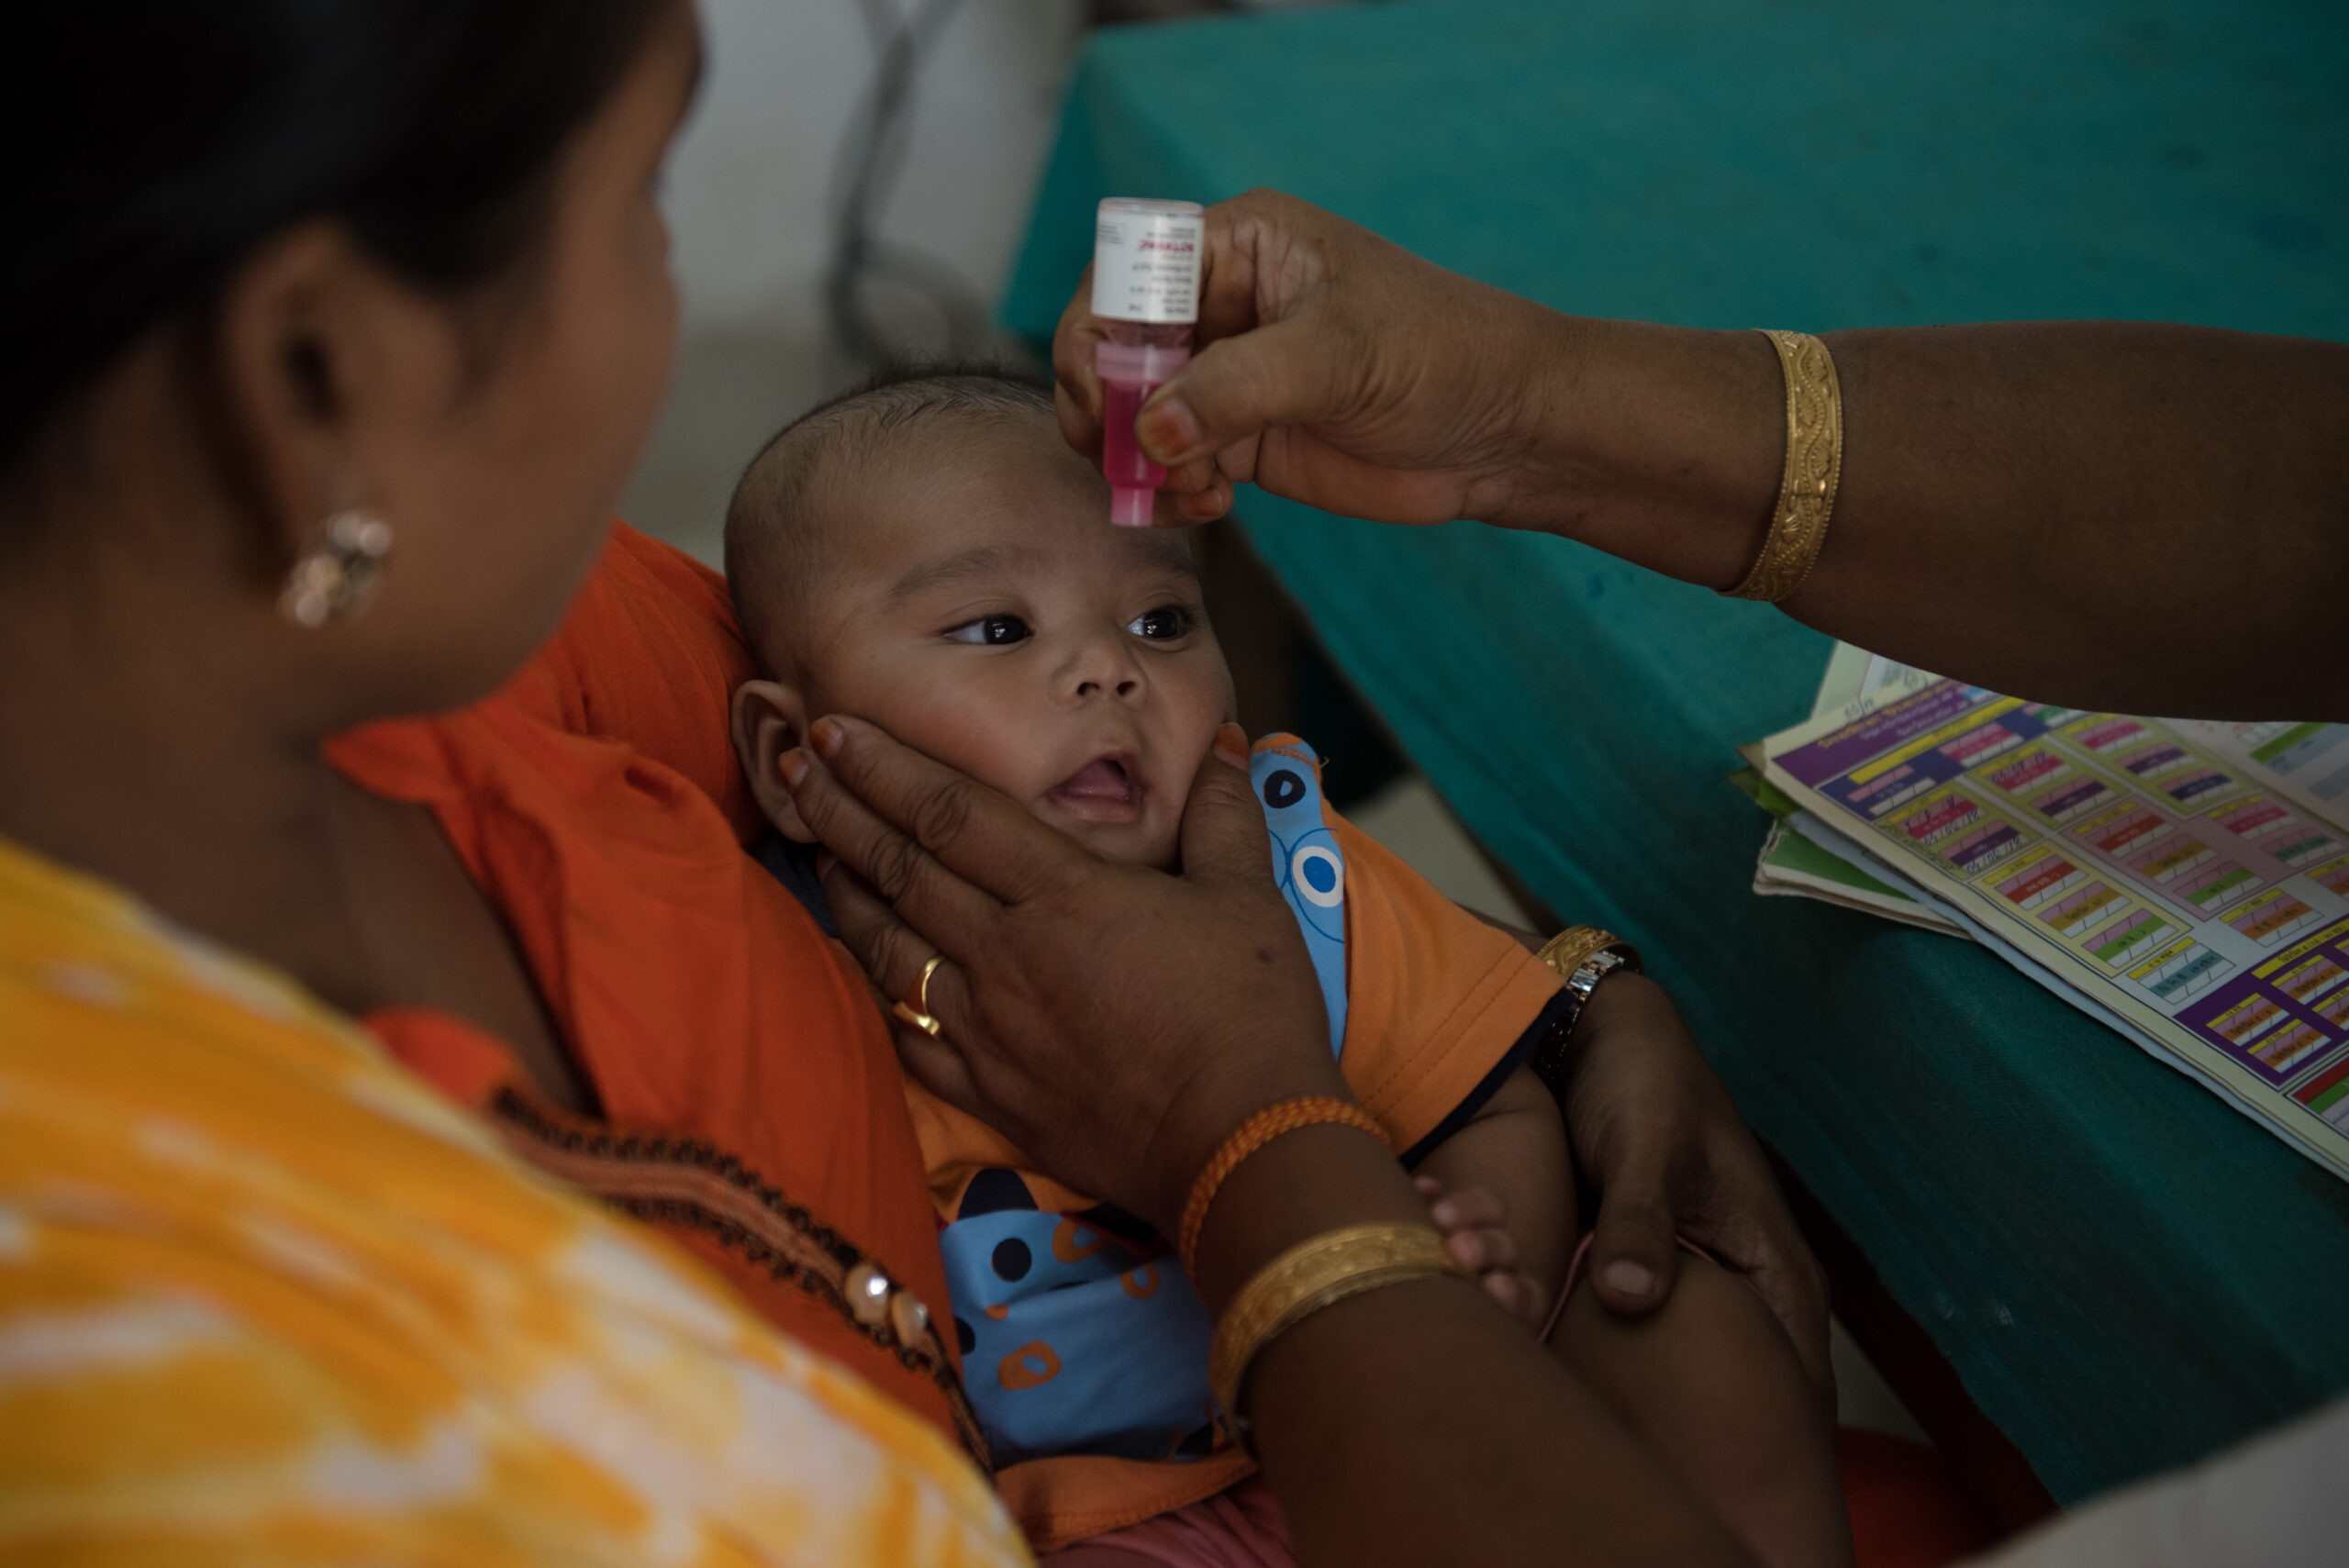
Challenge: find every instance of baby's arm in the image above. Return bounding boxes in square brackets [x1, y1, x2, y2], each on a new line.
[1409, 1062, 1574, 1325]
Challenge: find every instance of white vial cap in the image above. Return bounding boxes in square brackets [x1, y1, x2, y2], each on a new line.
[1092, 197, 1205, 324]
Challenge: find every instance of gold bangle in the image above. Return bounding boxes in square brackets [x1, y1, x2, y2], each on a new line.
[1208, 1223, 1469, 1435]
[1725, 329, 1843, 603]
[1534, 924, 1617, 983]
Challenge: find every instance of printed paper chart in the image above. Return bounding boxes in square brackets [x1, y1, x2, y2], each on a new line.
[1762, 680, 2349, 1180]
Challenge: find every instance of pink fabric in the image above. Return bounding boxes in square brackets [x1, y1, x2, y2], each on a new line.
[1071, 1476, 1295, 1567]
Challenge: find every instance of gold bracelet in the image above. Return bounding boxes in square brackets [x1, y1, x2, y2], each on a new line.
[1209, 1222, 1469, 1436]
[1528, 927, 1643, 1092]
[1534, 924, 1617, 982]
[1724, 329, 1843, 603]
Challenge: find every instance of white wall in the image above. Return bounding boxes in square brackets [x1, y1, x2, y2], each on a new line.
[627, 0, 1085, 556]
[664, 0, 1085, 337]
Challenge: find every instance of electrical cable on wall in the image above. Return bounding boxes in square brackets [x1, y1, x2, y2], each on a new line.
[827, 0, 996, 368]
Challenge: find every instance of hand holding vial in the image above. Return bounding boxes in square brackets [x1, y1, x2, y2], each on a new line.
[1057, 189, 1583, 531]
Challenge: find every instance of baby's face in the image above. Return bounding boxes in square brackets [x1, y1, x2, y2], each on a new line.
[771, 417, 1234, 870]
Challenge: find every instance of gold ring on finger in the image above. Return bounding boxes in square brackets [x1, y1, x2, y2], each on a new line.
[891, 953, 945, 1038]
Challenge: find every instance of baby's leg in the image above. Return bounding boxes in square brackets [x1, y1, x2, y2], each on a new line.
[1549, 1254, 1852, 1568]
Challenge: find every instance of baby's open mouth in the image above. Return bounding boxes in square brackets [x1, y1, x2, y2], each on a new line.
[1048, 754, 1143, 823]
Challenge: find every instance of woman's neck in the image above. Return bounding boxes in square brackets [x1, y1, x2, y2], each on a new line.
[0, 570, 372, 1002]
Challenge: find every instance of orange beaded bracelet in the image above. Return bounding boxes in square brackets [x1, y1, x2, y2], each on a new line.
[1176, 1096, 1391, 1276]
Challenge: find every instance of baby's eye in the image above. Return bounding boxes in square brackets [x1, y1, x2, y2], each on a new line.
[942, 613, 1032, 646]
[1127, 605, 1194, 640]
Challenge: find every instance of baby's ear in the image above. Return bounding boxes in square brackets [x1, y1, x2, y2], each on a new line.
[731, 678, 818, 843]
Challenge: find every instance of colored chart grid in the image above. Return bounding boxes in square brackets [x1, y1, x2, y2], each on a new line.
[1982, 747, 2072, 799]
[2129, 938, 2233, 1004]
[2115, 740, 2195, 784]
[2045, 883, 2133, 940]
[2086, 907, 2175, 969]
[2180, 861, 2262, 916]
[2032, 776, 2114, 826]
[1995, 850, 2085, 913]
[2310, 855, 2349, 897]
[1892, 789, 1984, 848]
[2075, 800, 2170, 863]
[1945, 817, 2032, 876]
[2272, 831, 2344, 869]
[2253, 1020, 2331, 1075]
[2321, 992, 2349, 1031]
[2294, 1056, 2349, 1135]
[2161, 766, 2240, 811]
[2226, 890, 2323, 948]
[1848, 762, 1938, 817]
[2067, 716, 2153, 757]
[2275, 953, 2349, 1006]
[2203, 795, 2337, 869]
[2208, 993, 2287, 1050]
[2210, 795, 2295, 846]
[1939, 719, 2025, 770]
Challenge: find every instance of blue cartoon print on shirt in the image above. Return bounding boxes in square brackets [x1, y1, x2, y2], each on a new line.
[1252, 737, 1346, 1057]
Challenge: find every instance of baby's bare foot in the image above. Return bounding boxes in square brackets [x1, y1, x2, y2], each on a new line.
[1415, 1175, 1547, 1328]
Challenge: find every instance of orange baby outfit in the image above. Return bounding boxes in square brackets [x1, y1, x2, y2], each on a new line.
[327, 522, 974, 1453]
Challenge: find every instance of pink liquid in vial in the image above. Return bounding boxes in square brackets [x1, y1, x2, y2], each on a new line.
[1097, 322, 1191, 527]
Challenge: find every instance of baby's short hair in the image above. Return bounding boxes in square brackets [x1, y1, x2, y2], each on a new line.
[724, 361, 1055, 674]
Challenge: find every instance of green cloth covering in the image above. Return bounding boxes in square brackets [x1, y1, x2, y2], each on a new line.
[1002, 0, 2349, 1506]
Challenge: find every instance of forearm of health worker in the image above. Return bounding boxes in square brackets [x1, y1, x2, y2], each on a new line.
[1052, 189, 2349, 722]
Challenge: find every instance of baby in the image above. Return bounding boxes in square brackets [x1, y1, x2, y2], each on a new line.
[722, 368, 1846, 1568]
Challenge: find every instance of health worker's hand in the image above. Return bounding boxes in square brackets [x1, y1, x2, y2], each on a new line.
[779, 715, 1347, 1234]
[1053, 188, 1575, 528]
[1558, 973, 1834, 1403]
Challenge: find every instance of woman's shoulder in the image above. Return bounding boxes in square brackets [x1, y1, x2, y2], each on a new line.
[0, 833, 1024, 1566]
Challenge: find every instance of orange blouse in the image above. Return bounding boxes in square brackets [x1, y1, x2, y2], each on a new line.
[327, 523, 973, 1452]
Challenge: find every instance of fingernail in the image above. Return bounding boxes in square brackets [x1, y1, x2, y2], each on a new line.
[1212, 721, 1248, 770]
[1177, 487, 1226, 521]
[1139, 395, 1201, 463]
[816, 851, 839, 880]
[777, 750, 809, 789]
[810, 717, 844, 759]
[1600, 1261, 1655, 1298]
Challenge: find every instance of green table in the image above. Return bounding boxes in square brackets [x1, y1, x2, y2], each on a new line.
[1003, 0, 2349, 1508]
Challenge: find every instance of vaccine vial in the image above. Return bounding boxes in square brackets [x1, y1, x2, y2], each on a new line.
[1092, 197, 1203, 527]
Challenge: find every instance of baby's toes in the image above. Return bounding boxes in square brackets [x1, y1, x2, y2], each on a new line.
[1428, 1186, 1508, 1236]
[1443, 1223, 1519, 1274]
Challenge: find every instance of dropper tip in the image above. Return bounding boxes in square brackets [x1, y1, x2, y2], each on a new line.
[1110, 487, 1155, 528]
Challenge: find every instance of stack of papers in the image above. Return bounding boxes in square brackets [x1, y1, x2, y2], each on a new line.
[1734, 643, 1965, 936]
[1743, 645, 2349, 1181]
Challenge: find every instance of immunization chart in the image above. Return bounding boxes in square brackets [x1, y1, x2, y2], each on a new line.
[1758, 679, 2349, 1177]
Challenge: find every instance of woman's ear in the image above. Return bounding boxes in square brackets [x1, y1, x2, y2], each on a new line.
[732, 677, 817, 841]
[211, 219, 462, 573]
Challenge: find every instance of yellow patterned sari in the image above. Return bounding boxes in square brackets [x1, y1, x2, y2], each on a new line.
[0, 834, 1029, 1566]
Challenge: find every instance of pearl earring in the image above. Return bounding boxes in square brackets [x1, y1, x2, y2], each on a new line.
[279, 508, 393, 628]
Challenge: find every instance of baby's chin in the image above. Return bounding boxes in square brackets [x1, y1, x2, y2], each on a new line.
[1037, 805, 1180, 872]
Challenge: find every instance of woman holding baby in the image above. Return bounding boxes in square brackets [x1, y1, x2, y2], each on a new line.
[3, 3, 2341, 1564]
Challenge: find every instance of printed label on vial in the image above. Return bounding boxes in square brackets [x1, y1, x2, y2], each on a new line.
[1092, 210, 1203, 324]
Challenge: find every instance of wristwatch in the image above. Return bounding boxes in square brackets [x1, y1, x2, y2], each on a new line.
[1528, 925, 1642, 1093]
